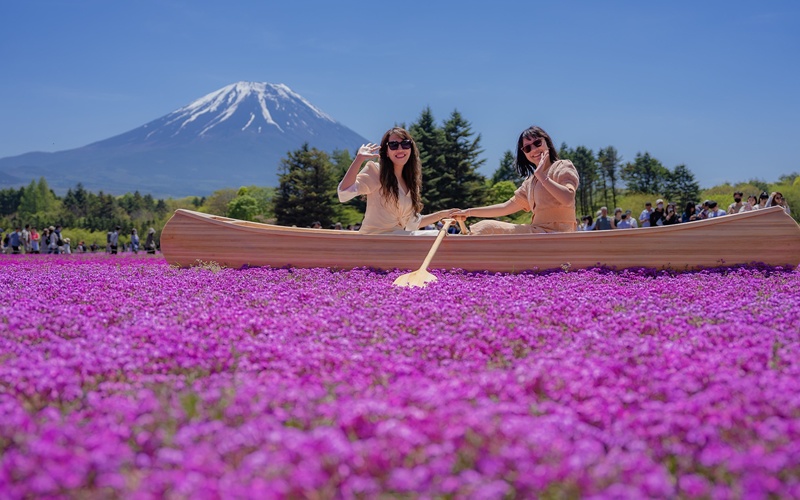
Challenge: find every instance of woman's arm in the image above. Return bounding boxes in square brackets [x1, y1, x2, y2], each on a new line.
[452, 200, 520, 220]
[418, 209, 458, 229]
[339, 143, 379, 192]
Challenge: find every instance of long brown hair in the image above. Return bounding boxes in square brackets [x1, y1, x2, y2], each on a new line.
[378, 127, 423, 213]
[514, 125, 560, 177]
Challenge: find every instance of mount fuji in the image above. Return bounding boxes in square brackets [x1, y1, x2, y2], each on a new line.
[0, 82, 368, 197]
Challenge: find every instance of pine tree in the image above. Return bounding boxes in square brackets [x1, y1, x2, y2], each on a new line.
[491, 150, 520, 185]
[273, 143, 338, 227]
[621, 152, 670, 194]
[423, 110, 486, 212]
[664, 164, 700, 208]
[597, 146, 622, 209]
[410, 107, 447, 209]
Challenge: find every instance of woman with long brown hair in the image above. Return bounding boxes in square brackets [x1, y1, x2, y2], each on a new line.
[338, 127, 452, 234]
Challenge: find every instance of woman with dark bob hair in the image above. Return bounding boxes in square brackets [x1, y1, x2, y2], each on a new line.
[338, 127, 453, 234]
[453, 125, 579, 234]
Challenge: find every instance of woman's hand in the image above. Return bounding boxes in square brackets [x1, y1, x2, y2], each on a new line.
[450, 209, 470, 221]
[533, 150, 550, 180]
[357, 143, 380, 159]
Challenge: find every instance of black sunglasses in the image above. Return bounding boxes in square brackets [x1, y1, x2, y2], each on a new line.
[521, 138, 544, 154]
[387, 139, 413, 151]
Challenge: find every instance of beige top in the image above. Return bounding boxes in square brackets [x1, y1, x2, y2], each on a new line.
[511, 159, 580, 228]
[338, 161, 421, 234]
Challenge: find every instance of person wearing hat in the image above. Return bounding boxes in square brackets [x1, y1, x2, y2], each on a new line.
[727, 191, 745, 214]
[650, 199, 666, 226]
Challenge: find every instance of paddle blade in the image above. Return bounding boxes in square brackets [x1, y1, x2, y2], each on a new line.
[392, 269, 438, 288]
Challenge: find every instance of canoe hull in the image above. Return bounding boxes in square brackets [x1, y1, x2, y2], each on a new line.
[161, 207, 800, 272]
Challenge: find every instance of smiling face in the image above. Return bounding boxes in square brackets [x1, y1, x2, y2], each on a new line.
[385, 133, 411, 168]
[521, 136, 548, 165]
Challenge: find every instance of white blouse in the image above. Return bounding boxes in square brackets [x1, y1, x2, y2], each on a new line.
[338, 161, 421, 234]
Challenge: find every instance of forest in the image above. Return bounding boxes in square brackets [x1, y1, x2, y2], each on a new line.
[1, 107, 798, 247]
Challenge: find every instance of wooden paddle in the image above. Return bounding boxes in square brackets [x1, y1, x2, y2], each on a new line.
[393, 218, 454, 288]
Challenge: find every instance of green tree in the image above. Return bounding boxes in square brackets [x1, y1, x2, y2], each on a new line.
[202, 188, 238, 216]
[410, 107, 447, 209]
[227, 187, 260, 221]
[273, 143, 338, 227]
[491, 150, 520, 185]
[597, 146, 622, 209]
[664, 164, 700, 208]
[486, 180, 517, 207]
[0, 187, 24, 217]
[621, 152, 670, 194]
[570, 145, 598, 218]
[421, 110, 486, 212]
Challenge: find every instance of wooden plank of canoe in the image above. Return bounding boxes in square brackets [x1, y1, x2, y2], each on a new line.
[160, 207, 800, 272]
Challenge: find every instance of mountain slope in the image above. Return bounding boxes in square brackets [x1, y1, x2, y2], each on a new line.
[0, 82, 367, 197]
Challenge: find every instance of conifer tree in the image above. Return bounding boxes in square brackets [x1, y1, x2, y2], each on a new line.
[273, 143, 337, 227]
[410, 107, 447, 209]
[621, 152, 670, 194]
[420, 110, 486, 212]
[491, 150, 520, 185]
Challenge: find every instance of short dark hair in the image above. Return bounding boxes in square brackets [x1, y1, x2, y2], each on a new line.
[514, 126, 560, 177]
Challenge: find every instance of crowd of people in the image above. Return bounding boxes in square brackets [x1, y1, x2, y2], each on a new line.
[577, 191, 791, 231]
[0, 224, 159, 255]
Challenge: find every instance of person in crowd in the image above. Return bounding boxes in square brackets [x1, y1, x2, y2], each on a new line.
[616, 211, 633, 229]
[728, 191, 745, 214]
[682, 202, 699, 223]
[579, 215, 595, 231]
[739, 195, 758, 212]
[145, 228, 157, 254]
[612, 208, 623, 228]
[110, 226, 120, 254]
[8, 228, 22, 254]
[131, 229, 140, 253]
[90, 241, 99, 253]
[639, 202, 653, 227]
[47, 226, 61, 254]
[338, 127, 455, 234]
[62, 237, 72, 255]
[594, 206, 614, 230]
[696, 201, 711, 220]
[706, 200, 727, 218]
[452, 125, 579, 234]
[310, 221, 322, 229]
[625, 209, 639, 228]
[766, 192, 792, 215]
[650, 199, 666, 226]
[663, 202, 680, 225]
[30, 226, 40, 254]
[334, 222, 343, 230]
[756, 192, 769, 210]
[21, 224, 31, 254]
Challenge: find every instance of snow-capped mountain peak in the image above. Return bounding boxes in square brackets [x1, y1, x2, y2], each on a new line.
[143, 81, 337, 140]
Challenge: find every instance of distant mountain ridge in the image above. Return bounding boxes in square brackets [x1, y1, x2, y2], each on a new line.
[0, 82, 368, 197]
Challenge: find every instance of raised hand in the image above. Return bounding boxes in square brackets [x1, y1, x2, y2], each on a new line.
[357, 143, 380, 159]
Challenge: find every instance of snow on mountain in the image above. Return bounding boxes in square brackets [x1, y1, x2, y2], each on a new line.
[0, 82, 368, 197]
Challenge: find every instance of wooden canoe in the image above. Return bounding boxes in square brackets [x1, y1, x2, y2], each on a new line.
[160, 207, 800, 272]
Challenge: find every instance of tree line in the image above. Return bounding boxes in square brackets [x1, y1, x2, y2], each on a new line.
[2, 107, 797, 233]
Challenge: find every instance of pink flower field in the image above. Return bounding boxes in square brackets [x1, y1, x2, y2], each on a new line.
[1, 255, 799, 498]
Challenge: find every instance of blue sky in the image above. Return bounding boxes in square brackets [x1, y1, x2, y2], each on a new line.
[1, 0, 798, 189]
